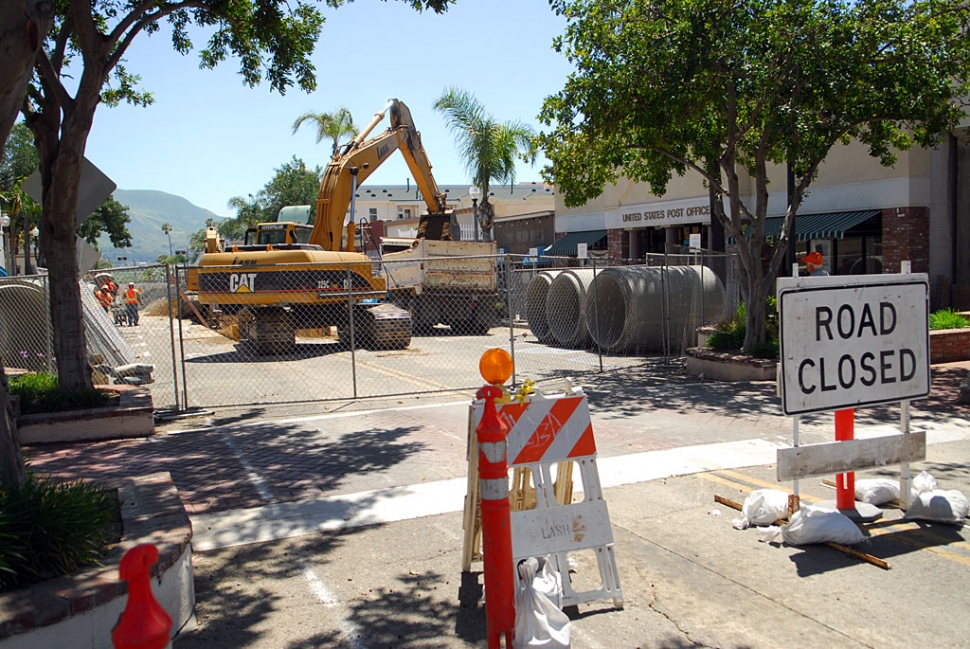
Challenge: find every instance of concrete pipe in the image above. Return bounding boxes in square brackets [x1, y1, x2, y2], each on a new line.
[586, 265, 726, 353]
[0, 279, 51, 373]
[524, 270, 563, 343]
[546, 269, 598, 348]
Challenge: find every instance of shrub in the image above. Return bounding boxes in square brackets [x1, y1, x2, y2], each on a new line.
[8, 373, 114, 415]
[0, 474, 120, 592]
[929, 308, 970, 331]
[705, 298, 779, 359]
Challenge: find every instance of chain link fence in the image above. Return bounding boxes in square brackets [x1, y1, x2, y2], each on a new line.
[1, 251, 739, 412]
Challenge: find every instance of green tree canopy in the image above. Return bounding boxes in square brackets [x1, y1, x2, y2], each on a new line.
[538, 0, 970, 348]
[434, 87, 535, 242]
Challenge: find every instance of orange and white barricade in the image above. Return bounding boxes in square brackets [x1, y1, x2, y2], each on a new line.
[463, 385, 623, 610]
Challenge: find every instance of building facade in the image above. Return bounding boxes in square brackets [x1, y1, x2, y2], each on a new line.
[553, 131, 970, 309]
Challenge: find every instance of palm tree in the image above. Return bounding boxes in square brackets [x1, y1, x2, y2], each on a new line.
[433, 87, 535, 243]
[161, 222, 173, 257]
[292, 107, 357, 156]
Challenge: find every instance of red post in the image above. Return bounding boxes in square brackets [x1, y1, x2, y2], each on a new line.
[112, 544, 173, 649]
[835, 408, 855, 510]
[476, 384, 515, 649]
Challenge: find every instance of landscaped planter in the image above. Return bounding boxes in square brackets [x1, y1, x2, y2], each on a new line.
[15, 384, 154, 445]
[0, 473, 195, 649]
[685, 347, 777, 382]
[930, 328, 970, 364]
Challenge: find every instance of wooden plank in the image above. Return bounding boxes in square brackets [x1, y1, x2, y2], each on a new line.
[777, 432, 925, 481]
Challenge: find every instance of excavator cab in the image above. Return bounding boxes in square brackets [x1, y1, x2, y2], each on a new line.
[242, 223, 317, 249]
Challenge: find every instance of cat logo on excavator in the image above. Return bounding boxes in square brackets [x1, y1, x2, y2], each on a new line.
[229, 273, 257, 293]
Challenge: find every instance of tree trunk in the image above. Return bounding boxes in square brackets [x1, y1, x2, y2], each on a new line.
[45, 174, 90, 390]
[479, 199, 495, 243]
[40, 123, 92, 391]
[743, 276, 768, 351]
[0, 365, 26, 486]
[0, 0, 54, 149]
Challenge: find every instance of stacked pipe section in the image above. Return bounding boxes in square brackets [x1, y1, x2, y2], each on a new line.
[546, 269, 597, 348]
[524, 270, 563, 344]
[585, 265, 726, 353]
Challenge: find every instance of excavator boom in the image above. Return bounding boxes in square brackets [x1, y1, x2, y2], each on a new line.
[312, 99, 452, 251]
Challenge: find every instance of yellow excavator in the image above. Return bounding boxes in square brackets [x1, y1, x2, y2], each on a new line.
[186, 98, 457, 354]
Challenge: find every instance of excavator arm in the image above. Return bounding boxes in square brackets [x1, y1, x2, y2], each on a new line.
[311, 99, 452, 252]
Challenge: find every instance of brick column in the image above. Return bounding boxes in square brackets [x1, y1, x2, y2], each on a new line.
[608, 228, 625, 260]
[882, 207, 929, 273]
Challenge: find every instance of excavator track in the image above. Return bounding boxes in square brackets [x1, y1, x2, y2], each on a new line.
[236, 307, 297, 355]
[341, 303, 412, 350]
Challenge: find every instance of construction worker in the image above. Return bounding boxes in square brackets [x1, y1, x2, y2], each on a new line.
[96, 284, 113, 313]
[801, 251, 830, 277]
[124, 282, 142, 326]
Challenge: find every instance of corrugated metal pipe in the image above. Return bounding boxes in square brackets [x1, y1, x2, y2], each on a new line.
[546, 269, 598, 348]
[585, 265, 726, 353]
[0, 278, 50, 373]
[524, 270, 562, 343]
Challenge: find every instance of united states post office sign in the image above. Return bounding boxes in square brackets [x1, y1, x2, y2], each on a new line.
[777, 274, 930, 415]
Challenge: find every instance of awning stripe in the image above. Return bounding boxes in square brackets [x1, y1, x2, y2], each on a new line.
[728, 210, 880, 244]
[545, 229, 608, 256]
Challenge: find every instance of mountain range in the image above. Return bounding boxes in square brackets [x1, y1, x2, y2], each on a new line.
[101, 190, 227, 264]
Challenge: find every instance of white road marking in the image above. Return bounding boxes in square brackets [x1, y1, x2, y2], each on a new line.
[220, 431, 274, 501]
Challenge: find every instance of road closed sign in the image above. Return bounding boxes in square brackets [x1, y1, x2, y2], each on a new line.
[778, 274, 930, 415]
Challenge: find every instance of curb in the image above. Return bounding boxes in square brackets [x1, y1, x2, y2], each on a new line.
[16, 385, 155, 444]
[0, 472, 195, 648]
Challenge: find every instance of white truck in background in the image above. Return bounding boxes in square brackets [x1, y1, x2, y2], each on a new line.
[380, 237, 500, 335]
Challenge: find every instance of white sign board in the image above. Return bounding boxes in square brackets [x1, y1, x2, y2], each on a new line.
[778, 274, 930, 415]
[577, 242, 588, 259]
[689, 233, 701, 250]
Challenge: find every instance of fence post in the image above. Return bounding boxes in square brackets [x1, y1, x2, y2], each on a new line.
[592, 256, 603, 372]
[346, 263, 358, 399]
[165, 264, 180, 411]
[504, 254, 516, 387]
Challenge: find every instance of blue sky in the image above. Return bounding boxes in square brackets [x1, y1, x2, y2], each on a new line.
[81, 0, 573, 217]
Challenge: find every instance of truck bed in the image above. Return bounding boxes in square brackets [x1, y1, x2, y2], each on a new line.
[381, 240, 497, 293]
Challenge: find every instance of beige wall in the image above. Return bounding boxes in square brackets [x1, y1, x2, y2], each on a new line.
[555, 139, 931, 224]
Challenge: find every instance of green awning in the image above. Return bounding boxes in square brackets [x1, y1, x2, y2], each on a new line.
[545, 230, 608, 256]
[729, 210, 880, 243]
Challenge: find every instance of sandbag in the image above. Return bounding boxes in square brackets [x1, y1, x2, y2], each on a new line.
[913, 470, 938, 494]
[513, 557, 570, 648]
[905, 489, 970, 524]
[732, 489, 790, 529]
[855, 479, 899, 506]
[760, 505, 866, 546]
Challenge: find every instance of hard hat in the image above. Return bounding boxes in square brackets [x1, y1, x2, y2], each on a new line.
[801, 251, 824, 266]
[129, 282, 135, 286]
[102, 284, 109, 289]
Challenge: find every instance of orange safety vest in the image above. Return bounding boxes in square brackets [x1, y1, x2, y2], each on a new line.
[97, 290, 113, 307]
[125, 288, 139, 304]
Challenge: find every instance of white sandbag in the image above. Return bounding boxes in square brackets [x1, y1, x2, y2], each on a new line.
[904, 489, 970, 524]
[513, 557, 570, 648]
[913, 470, 938, 494]
[855, 479, 899, 505]
[732, 489, 790, 529]
[781, 505, 866, 546]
